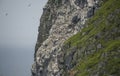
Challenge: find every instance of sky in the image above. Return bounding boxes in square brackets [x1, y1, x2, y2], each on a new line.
[0, 0, 48, 76]
[0, 0, 48, 48]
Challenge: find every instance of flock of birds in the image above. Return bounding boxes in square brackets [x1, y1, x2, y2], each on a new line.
[4, 3, 32, 17]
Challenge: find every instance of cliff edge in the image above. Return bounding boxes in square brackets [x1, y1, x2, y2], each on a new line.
[31, 0, 120, 76]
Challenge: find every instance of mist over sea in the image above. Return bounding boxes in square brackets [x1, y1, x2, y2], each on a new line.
[0, 0, 48, 76]
[0, 47, 34, 76]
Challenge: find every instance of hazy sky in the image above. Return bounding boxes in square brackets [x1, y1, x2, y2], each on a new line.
[0, 0, 48, 76]
[0, 0, 48, 49]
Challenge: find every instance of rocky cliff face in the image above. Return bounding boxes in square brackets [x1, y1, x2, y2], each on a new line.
[31, 0, 120, 76]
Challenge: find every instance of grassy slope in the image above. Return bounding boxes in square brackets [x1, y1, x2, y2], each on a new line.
[63, 0, 120, 76]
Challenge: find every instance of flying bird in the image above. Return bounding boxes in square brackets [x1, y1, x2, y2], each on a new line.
[5, 13, 8, 16]
[28, 4, 31, 7]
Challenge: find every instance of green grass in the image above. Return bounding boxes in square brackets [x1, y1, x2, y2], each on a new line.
[65, 0, 120, 47]
[63, 0, 120, 76]
[75, 40, 120, 76]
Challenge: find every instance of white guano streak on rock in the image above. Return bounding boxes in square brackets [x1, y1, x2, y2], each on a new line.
[35, 0, 99, 76]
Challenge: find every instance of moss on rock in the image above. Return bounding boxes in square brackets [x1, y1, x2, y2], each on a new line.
[62, 0, 120, 76]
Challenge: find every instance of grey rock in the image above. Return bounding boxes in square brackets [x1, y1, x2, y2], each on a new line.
[72, 15, 80, 24]
[31, 0, 101, 76]
[74, 0, 87, 8]
[97, 43, 102, 49]
[87, 7, 95, 17]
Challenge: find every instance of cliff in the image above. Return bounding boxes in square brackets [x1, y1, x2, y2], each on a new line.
[31, 0, 120, 76]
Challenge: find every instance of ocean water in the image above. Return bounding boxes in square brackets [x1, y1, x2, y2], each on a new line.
[0, 47, 34, 76]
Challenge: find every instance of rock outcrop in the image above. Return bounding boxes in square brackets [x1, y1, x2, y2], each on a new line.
[31, 0, 120, 76]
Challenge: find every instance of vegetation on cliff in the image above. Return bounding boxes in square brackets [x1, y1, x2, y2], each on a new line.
[62, 0, 120, 76]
